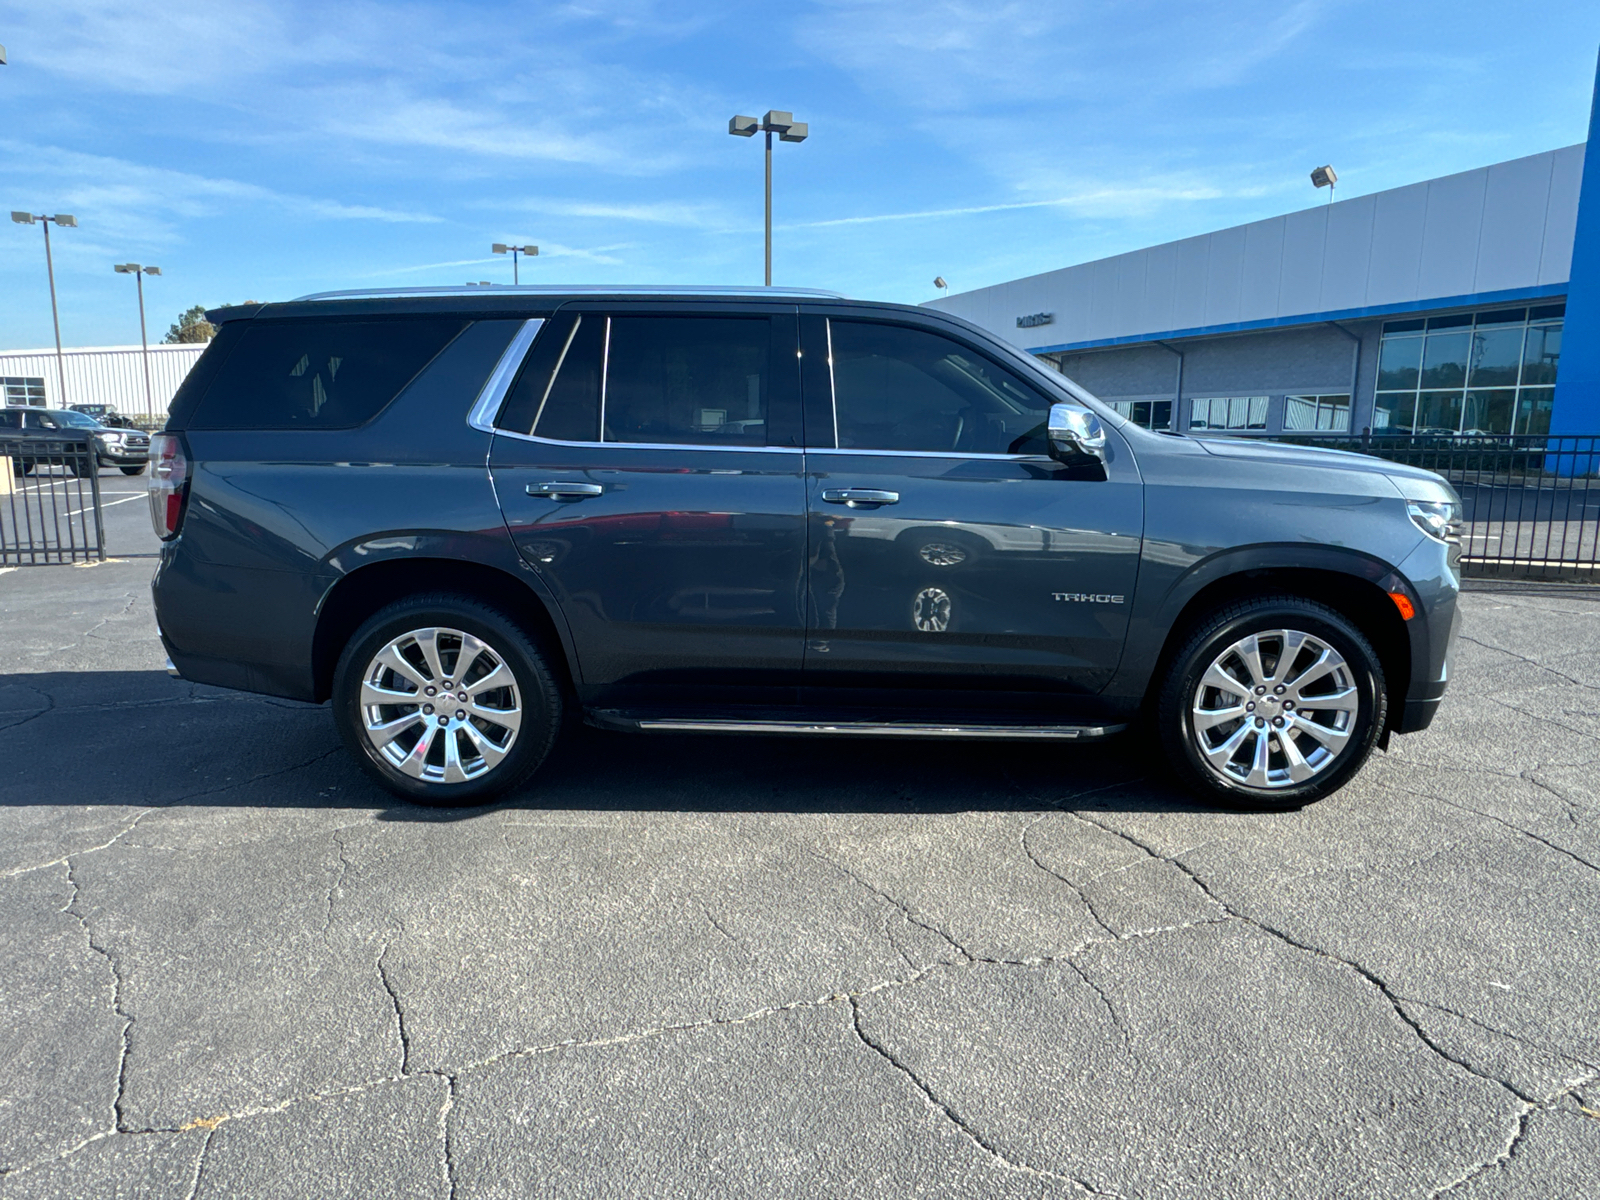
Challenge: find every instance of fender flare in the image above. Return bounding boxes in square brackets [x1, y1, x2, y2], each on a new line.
[313, 530, 585, 698]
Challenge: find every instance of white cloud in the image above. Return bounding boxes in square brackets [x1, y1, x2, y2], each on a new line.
[10, 1, 722, 175]
[0, 140, 441, 248]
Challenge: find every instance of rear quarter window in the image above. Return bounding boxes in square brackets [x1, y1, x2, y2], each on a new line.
[187, 318, 467, 430]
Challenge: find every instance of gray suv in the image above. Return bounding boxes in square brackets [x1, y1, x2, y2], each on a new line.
[147, 287, 1461, 810]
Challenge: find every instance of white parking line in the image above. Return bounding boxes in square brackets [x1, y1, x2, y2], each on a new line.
[66, 494, 145, 518]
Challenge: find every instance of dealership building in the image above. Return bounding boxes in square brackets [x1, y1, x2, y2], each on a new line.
[0, 343, 206, 422]
[929, 63, 1600, 440]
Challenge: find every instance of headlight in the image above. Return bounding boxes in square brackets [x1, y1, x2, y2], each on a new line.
[1407, 500, 1461, 543]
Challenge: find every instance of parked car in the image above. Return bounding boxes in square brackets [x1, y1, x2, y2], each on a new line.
[1, 406, 95, 476]
[70, 403, 140, 430]
[148, 287, 1461, 811]
[1, 406, 150, 475]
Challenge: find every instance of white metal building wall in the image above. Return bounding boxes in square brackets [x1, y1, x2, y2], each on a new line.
[929, 144, 1585, 353]
[0, 344, 207, 419]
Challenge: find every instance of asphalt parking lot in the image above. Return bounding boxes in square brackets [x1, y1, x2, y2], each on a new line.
[1, 549, 1597, 1198]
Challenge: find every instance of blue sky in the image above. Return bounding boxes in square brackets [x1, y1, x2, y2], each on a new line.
[2, 0, 1598, 350]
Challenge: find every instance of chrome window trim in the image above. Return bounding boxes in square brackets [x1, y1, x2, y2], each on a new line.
[825, 317, 839, 449]
[810, 446, 1051, 461]
[489, 428, 1045, 460]
[599, 316, 611, 441]
[466, 318, 544, 433]
[489, 428, 798, 454]
[529, 316, 583, 435]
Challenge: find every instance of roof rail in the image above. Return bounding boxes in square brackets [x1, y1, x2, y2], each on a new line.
[292, 284, 848, 302]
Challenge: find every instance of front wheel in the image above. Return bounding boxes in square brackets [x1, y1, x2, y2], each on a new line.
[332, 594, 564, 806]
[1156, 597, 1386, 810]
[120, 464, 146, 476]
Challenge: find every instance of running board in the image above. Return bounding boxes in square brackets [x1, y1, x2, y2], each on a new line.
[591, 712, 1126, 741]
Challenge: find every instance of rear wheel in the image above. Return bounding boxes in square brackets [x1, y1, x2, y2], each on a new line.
[332, 594, 563, 805]
[1156, 597, 1385, 810]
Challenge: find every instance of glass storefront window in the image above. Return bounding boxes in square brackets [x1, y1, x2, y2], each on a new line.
[1522, 324, 1561, 386]
[1376, 337, 1422, 391]
[1190, 396, 1269, 431]
[1372, 392, 1416, 434]
[1516, 387, 1554, 436]
[1467, 327, 1524, 388]
[1419, 331, 1470, 390]
[1462, 389, 1515, 435]
[1373, 306, 1562, 435]
[1284, 394, 1351, 431]
[1106, 399, 1173, 430]
[1416, 390, 1463, 434]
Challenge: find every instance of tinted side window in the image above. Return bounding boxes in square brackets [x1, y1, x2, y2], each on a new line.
[188, 318, 466, 430]
[0, 411, 19, 429]
[507, 314, 604, 441]
[603, 317, 770, 446]
[829, 320, 1050, 454]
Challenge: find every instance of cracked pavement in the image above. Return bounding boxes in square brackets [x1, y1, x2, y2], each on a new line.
[1, 562, 1597, 1197]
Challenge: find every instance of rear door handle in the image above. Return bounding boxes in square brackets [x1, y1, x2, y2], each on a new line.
[528, 482, 604, 499]
[821, 488, 899, 507]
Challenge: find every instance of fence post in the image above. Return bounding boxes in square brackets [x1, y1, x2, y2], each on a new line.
[88, 443, 105, 561]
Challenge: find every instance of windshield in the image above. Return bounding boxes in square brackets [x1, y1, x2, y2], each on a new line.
[50, 410, 100, 428]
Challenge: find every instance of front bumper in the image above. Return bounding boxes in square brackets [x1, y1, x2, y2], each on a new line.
[1390, 535, 1462, 735]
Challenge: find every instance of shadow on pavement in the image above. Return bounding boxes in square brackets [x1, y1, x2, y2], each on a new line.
[0, 669, 1220, 820]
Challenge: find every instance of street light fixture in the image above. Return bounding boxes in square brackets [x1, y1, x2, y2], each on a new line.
[934, 276, 949, 298]
[11, 212, 78, 406]
[728, 109, 808, 286]
[114, 264, 161, 418]
[1311, 165, 1337, 205]
[491, 243, 538, 285]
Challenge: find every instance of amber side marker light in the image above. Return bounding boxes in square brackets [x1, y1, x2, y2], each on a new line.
[1388, 592, 1416, 621]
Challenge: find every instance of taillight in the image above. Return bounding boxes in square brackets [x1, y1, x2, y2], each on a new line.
[148, 433, 190, 540]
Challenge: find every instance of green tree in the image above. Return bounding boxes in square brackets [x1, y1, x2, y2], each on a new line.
[164, 304, 217, 344]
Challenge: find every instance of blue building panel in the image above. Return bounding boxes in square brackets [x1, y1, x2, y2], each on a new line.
[1552, 51, 1600, 434]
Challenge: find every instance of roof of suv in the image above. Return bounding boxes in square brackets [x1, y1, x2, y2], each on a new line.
[209, 285, 863, 325]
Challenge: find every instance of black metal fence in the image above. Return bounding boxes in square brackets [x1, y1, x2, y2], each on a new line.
[1, 436, 106, 566]
[1272, 433, 1599, 581]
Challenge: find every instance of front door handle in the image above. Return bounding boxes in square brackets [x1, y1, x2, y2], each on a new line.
[821, 488, 899, 507]
[528, 481, 604, 499]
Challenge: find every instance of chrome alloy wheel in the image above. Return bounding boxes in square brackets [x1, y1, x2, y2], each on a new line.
[1189, 628, 1359, 791]
[358, 626, 521, 785]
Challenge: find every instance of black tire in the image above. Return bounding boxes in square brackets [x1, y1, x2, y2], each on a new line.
[332, 593, 564, 806]
[120, 465, 146, 476]
[1156, 596, 1386, 811]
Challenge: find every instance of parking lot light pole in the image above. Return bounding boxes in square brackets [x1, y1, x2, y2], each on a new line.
[114, 263, 161, 417]
[11, 212, 78, 405]
[728, 111, 808, 285]
[492, 243, 539, 285]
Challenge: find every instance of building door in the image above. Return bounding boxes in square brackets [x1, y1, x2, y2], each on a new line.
[799, 311, 1144, 713]
[489, 305, 807, 709]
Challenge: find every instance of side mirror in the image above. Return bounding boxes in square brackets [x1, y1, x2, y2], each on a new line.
[1047, 402, 1107, 466]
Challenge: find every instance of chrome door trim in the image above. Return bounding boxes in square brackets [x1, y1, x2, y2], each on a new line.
[626, 717, 1128, 740]
[466, 318, 544, 433]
